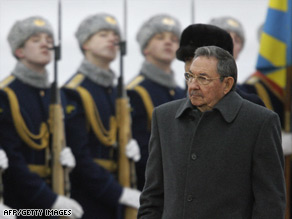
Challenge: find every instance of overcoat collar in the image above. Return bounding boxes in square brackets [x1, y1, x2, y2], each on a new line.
[175, 91, 243, 123]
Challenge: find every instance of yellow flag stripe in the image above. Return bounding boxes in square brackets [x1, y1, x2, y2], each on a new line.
[260, 32, 286, 67]
[269, 0, 288, 12]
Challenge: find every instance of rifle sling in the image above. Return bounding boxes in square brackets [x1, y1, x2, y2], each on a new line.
[76, 86, 117, 146]
[94, 159, 117, 173]
[133, 85, 154, 130]
[28, 164, 51, 178]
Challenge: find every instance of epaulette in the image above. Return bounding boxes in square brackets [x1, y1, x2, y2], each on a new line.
[65, 73, 85, 90]
[246, 76, 259, 85]
[126, 75, 145, 90]
[0, 75, 16, 89]
[127, 76, 154, 129]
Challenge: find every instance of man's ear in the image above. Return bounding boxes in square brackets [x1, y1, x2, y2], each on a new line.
[223, 77, 235, 94]
[15, 48, 24, 59]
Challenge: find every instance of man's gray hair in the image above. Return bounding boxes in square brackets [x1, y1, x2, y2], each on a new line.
[194, 46, 237, 90]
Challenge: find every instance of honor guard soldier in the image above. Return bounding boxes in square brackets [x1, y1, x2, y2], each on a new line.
[208, 16, 263, 103]
[209, 16, 245, 60]
[0, 16, 83, 218]
[62, 13, 141, 219]
[127, 14, 185, 191]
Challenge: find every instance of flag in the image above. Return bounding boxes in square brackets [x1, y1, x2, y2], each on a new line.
[256, 0, 292, 94]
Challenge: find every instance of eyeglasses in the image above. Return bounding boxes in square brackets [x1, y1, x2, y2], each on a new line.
[184, 72, 222, 85]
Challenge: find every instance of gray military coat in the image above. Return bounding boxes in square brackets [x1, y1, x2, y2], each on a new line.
[138, 91, 286, 219]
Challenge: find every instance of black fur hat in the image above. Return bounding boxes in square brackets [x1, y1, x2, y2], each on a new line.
[176, 23, 233, 61]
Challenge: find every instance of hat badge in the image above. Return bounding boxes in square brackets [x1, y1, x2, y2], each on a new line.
[162, 18, 175, 26]
[105, 16, 117, 25]
[227, 19, 239, 27]
[33, 19, 46, 27]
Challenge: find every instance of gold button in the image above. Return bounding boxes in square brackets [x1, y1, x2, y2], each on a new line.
[169, 90, 175, 96]
[40, 90, 45, 97]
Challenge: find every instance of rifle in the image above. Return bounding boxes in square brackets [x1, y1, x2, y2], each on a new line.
[48, 0, 70, 197]
[116, 0, 138, 217]
[191, 0, 195, 24]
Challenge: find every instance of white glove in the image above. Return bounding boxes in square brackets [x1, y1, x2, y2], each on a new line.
[52, 195, 84, 219]
[119, 187, 141, 209]
[0, 149, 8, 170]
[0, 203, 16, 219]
[60, 147, 76, 169]
[282, 131, 292, 155]
[126, 139, 141, 162]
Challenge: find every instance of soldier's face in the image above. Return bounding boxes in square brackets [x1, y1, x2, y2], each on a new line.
[143, 32, 179, 65]
[83, 30, 120, 63]
[184, 58, 193, 72]
[229, 32, 243, 60]
[16, 33, 53, 68]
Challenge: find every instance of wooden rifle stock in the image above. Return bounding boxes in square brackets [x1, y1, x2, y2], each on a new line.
[49, 0, 70, 198]
[49, 82, 70, 197]
[116, 78, 138, 218]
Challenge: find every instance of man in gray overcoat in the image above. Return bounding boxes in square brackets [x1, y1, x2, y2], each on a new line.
[138, 46, 286, 219]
